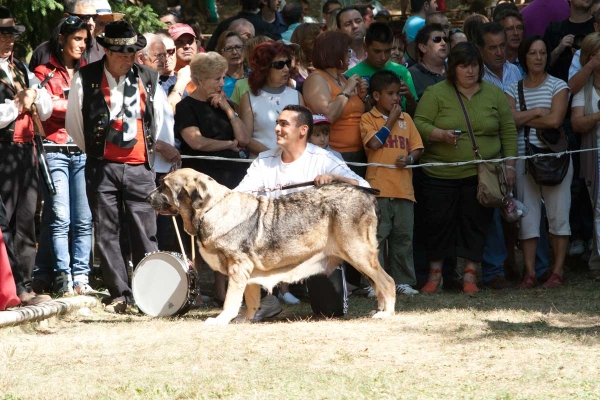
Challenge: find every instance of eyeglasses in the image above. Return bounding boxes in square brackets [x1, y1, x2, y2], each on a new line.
[222, 45, 244, 53]
[431, 36, 447, 43]
[271, 59, 292, 69]
[449, 28, 463, 35]
[70, 13, 98, 22]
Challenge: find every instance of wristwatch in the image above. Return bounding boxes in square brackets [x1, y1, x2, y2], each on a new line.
[230, 111, 239, 121]
[407, 155, 414, 165]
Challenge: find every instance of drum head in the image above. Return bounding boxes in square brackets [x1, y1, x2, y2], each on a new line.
[132, 252, 190, 317]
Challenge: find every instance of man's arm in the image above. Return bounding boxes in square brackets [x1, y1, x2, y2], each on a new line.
[65, 72, 85, 151]
[234, 159, 265, 193]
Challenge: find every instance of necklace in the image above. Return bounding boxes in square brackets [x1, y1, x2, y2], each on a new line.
[323, 69, 342, 86]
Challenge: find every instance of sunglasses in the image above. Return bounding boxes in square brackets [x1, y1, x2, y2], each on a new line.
[271, 59, 292, 69]
[431, 36, 447, 44]
[449, 28, 463, 35]
[64, 16, 83, 25]
[70, 13, 98, 22]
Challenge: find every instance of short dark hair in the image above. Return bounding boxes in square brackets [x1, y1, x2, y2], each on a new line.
[159, 10, 181, 23]
[493, 8, 523, 24]
[446, 42, 484, 85]
[355, 2, 374, 17]
[283, 104, 314, 139]
[369, 70, 401, 95]
[322, 0, 341, 14]
[469, 0, 487, 15]
[425, 12, 447, 25]
[336, 7, 361, 29]
[414, 23, 445, 58]
[365, 22, 393, 46]
[518, 35, 549, 75]
[312, 31, 352, 69]
[410, 0, 428, 14]
[474, 22, 506, 48]
[492, 3, 519, 21]
[462, 13, 489, 42]
[283, 1, 303, 25]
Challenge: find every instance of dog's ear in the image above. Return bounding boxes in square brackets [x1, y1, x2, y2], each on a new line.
[164, 178, 180, 208]
[181, 176, 207, 211]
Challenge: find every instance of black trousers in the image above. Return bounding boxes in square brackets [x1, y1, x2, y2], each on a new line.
[421, 173, 494, 262]
[85, 158, 158, 300]
[0, 142, 39, 294]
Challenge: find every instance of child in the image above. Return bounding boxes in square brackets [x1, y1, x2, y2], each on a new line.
[360, 70, 424, 295]
[310, 114, 343, 160]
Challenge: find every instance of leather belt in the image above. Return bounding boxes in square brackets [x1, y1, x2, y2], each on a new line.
[44, 145, 82, 154]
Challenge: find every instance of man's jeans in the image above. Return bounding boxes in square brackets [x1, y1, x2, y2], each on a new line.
[34, 152, 92, 284]
[482, 208, 549, 283]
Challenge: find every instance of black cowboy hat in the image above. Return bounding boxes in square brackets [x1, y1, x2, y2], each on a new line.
[97, 20, 146, 53]
[0, 7, 25, 35]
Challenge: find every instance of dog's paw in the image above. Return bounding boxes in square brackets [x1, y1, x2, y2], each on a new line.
[204, 317, 230, 326]
[370, 310, 392, 319]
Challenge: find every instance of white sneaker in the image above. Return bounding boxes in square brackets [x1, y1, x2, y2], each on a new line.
[569, 239, 585, 256]
[278, 292, 301, 304]
[366, 286, 377, 298]
[396, 284, 419, 295]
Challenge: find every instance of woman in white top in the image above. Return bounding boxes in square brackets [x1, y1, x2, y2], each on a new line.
[239, 41, 304, 158]
[505, 35, 571, 289]
[571, 32, 600, 282]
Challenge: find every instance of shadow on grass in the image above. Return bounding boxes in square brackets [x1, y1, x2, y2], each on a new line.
[483, 318, 600, 337]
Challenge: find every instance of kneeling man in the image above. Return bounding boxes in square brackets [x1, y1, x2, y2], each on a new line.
[236, 105, 369, 321]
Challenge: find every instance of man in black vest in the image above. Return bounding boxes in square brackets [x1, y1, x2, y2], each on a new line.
[66, 21, 169, 313]
[0, 7, 53, 306]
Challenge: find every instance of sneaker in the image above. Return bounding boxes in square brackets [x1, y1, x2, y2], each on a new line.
[395, 284, 419, 295]
[74, 282, 95, 295]
[278, 292, 301, 304]
[252, 295, 282, 322]
[54, 272, 74, 297]
[569, 239, 585, 256]
[365, 286, 377, 298]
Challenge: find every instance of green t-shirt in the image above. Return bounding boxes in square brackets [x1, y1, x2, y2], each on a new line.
[346, 61, 419, 111]
[230, 78, 250, 106]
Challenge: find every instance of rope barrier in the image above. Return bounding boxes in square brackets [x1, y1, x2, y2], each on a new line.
[180, 146, 600, 170]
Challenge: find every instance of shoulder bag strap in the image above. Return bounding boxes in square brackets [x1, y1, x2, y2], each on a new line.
[452, 84, 480, 159]
[518, 80, 532, 149]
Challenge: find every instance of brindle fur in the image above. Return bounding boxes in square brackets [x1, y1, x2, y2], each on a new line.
[147, 168, 396, 325]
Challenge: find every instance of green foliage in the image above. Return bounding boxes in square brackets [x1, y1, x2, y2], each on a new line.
[108, 1, 164, 34]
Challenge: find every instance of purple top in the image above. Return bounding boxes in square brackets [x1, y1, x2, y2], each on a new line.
[521, 0, 571, 37]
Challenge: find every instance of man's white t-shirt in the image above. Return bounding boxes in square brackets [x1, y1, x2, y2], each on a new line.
[235, 143, 370, 198]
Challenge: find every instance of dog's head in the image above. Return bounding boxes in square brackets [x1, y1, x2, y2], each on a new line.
[146, 168, 230, 235]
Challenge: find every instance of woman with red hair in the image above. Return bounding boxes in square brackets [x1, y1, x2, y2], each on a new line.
[239, 41, 305, 159]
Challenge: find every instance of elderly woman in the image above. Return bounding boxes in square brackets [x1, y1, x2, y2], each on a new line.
[572, 33, 600, 282]
[32, 16, 93, 296]
[239, 41, 304, 158]
[390, 29, 408, 66]
[216, 30, 247, 98]
[175, 52, 250, 304]
[303, 31, 368, 176]
[414, 42, 518, 294]
[505, 36, 571, 289]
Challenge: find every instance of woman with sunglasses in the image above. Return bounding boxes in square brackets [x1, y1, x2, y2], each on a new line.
[414, 42, 517, 294]
[216, 30, 247, 99]
[569, 33, 600, 281]
[32, 16, 93, 296]
[504, 36, 571, 289]
[239, 41, 304, 158]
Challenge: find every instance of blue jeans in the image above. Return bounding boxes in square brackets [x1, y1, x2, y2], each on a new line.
[481, 209, 549, 283]
[34, 152, 92, 284]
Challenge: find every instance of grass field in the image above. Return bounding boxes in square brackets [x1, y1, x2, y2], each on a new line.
[1, 264, 599, 400]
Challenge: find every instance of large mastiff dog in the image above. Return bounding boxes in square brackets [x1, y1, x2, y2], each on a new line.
[147, 169, 396, 325]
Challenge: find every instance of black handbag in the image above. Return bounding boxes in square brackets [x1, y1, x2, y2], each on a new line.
[518, 80, 569, 186]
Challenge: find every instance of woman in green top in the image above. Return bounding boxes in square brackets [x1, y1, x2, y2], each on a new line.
[414, 42, 518, 294]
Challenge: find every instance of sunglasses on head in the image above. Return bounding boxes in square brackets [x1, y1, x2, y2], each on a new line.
[449, 28, 463, 35]
[64, 16, 83, 25]
[70, 13, 98, 22]
[431, 36, 447, 44]
[271, 59, 292, 69]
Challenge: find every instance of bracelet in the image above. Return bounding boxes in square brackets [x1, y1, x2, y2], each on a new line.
[229, 111, 239, 121]
[506, 165, 516, 171]
[337, 92, 350, 99]
[408, 155, 414, 165]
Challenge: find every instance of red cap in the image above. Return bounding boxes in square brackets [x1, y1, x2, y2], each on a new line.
[168, 23, 196, 41]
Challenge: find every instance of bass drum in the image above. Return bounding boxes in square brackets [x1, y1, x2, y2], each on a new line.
[132, 252, 197, 317]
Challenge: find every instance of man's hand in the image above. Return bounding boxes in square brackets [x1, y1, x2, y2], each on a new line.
[176, 65, 191, 86]
[156, 141, 181, 163]
[15, 89, 38, 113]
[398, 81, 414, 103]
[229, 139, 240, 151]
[314, 174, 336, 185]
[558, 34, 574, 51]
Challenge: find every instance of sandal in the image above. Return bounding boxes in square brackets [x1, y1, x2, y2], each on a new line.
[542, 273, 564, 288]
[518, 274, 537, 289]
[421, 277, 443, 294]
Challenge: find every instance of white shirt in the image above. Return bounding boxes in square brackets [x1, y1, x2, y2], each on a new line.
[569, 49, 582, 81]
[235, 143, 369, 198]
[66, 65, 168, 153]
[0, 58, 52, 129]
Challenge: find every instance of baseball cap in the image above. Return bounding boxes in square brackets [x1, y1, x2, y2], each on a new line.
[169, 23, 196, 41]
[312, 114, 331, 125]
